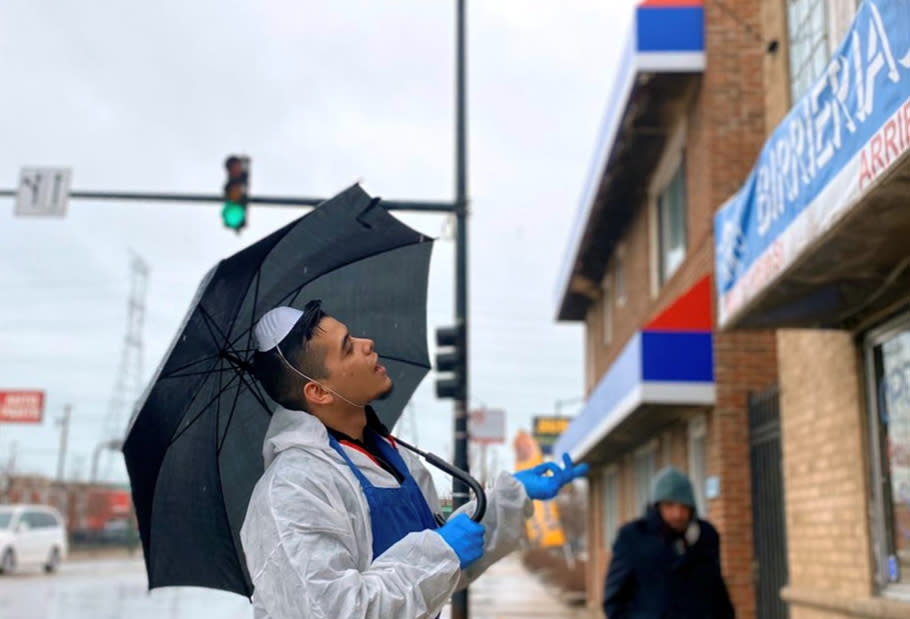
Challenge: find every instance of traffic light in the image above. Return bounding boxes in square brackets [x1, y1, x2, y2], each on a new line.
[222, 155, 250, 232]
[435, 325, 465, 400]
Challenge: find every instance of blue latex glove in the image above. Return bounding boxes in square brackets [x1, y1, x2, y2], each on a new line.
[435, 513, 485, 569]
[513, 453, 590, 500]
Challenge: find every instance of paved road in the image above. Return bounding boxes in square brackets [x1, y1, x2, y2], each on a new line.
[0, 552, 593, 619]
[0, 557, 251, 619]
[441, 553, 593, 619]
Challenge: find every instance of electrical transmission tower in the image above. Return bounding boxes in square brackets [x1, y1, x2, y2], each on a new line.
[100, 252, 149, 480]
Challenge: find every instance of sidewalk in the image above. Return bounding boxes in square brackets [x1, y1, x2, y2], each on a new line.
[440, 553, 596, 618]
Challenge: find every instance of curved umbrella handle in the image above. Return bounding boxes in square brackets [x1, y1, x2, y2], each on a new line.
[394, 437, 487, 522]
[422, 452, 487, 523]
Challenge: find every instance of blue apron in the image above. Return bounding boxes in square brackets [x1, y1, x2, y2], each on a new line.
[328, 431, 439, 560]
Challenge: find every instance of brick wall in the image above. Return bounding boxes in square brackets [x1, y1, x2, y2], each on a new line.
[712, 330, 777, 619]
[777, 330, 874, 618]
[579, 0, 772, 614]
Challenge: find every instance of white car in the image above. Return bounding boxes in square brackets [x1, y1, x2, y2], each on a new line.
[0, 504, 68, 574]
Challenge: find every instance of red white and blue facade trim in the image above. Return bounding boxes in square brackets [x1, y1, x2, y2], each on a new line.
[555, 0, 705, 314]
[553, 277, 714, 461]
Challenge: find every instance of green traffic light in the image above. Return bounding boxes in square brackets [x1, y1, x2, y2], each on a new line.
[222, 201, 247, 230]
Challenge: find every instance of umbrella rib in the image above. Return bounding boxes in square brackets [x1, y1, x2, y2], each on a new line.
[229, 240, 432, 349]
[168, 367, 243, 447]
[165, 366, 241, 380]
[215, 366, 268, 456]
[159, 306, 245, 381]
[379, 353, 432, 370]
[161, 354, 224, 380]
[211, 358, 251, 596]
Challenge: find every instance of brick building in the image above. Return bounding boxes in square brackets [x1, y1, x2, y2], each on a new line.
[555, 0, 910, 617]
[552, 0, 773, 616]
[713, 0, 910, 617]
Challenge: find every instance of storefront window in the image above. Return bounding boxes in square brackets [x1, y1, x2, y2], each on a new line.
[657, 160, 687, 285]
[868, 316, 910, 588]
[603, 468, 619, 547]
[635, 445, 657, 513]
[787, 0, 829, 101]
[688, 416, 708, 516]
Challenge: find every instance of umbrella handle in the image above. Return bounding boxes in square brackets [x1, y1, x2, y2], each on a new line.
[422, 452, 487, 523]
[393, 437, 487, 522]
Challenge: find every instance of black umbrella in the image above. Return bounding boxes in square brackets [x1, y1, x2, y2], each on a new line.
[122, 184, 483, 597]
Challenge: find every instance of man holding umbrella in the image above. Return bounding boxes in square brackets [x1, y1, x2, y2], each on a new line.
[240, 300, 588, 618]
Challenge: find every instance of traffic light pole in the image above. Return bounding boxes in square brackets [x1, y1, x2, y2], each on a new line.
[0, 189, 455, 213]
[451, 1, 470, 618]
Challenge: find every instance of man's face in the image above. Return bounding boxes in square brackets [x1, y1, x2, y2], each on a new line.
[313, 316, 392, 406]
[658, 501, 694, 533]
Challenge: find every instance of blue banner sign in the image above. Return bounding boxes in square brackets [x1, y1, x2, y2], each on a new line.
[714, 0, 910, 326]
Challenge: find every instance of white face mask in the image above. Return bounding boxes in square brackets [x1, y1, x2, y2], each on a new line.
[274, 345, 365, 408]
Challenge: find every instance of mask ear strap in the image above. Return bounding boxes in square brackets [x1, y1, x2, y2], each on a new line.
[274, 346, 364, 408]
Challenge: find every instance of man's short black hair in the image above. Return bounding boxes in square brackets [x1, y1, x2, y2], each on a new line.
[252, 300, 329, 412]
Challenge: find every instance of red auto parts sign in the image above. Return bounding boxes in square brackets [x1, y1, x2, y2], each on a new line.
[0, 390, 45, 423]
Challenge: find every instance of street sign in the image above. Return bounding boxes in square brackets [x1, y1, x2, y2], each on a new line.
[533, 415, 572, 455]
[469, 408, 505, 444]
[0, 390, 45, 423]
[15, 167, 72, 217]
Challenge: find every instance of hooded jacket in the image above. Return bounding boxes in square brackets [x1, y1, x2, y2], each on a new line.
[602, 468, 734, 619]
[240, 406, 532, 619]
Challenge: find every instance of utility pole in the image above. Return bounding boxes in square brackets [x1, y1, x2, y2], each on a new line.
[54, 404, 71, 514]
[56, 404, 71, 482]
[451, 0, 470, 617]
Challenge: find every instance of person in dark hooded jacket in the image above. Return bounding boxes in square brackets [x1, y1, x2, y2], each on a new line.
[602, 466, 735, 618]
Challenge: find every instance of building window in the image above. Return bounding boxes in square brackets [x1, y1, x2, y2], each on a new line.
[614, 246, 627, 307]
[657, 160, 687, 286]
[585, 326, 596, 390]
[603, 468, 619, 547]
[688, 415, 708, 515]
[787, 0, 829, 101]
[867, 314, 910, 589]
[634, 444, 657, 513]
[602, 278, 613, 346]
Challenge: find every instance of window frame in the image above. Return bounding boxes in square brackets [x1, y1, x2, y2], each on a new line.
[864, 310, 910, 596]
[614, 245, 627, 308]
[649, 119, 688, 296]
[656, 160, 688, 286]
[688, 414, 708, 516]
[602, 274, 613, 347]
[634, 441, 658, 513]
[602, 465, 620, 548]
[786, 0, 830, 102]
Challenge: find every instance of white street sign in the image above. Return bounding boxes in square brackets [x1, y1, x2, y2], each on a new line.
[15, 167, 72, 217]
[469, 408, 506, 444]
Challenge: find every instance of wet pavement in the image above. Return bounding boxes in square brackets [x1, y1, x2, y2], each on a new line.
[441, 553, 593, 619]
[0, 551, 593, 618]
[0, 557, 251, 619]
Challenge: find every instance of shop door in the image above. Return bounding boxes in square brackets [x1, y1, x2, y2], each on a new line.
[748, 386, 790, 619]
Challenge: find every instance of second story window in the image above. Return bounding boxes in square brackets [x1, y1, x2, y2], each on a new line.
[658, 160, 687, 286]
[614, 247, 627, 307]
[787, 0, 829, 101]
[602, 277, 613, 346]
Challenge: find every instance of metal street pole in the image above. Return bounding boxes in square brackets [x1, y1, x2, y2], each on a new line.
[54, 404, 71, 514]
[0, 189, 455, 213]
[56, 404, 71, 482]
[451, 0, 470, 617]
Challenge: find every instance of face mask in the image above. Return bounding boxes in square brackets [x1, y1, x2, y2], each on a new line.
[274, 345, 366, 408]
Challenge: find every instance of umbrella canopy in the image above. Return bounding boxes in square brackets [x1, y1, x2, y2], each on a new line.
[122, 185, 434, 596]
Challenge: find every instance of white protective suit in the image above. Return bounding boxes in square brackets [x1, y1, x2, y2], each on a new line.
[239, 405, 533, 619]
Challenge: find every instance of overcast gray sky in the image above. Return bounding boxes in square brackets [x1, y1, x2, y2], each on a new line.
[0, 0, 636, 491]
